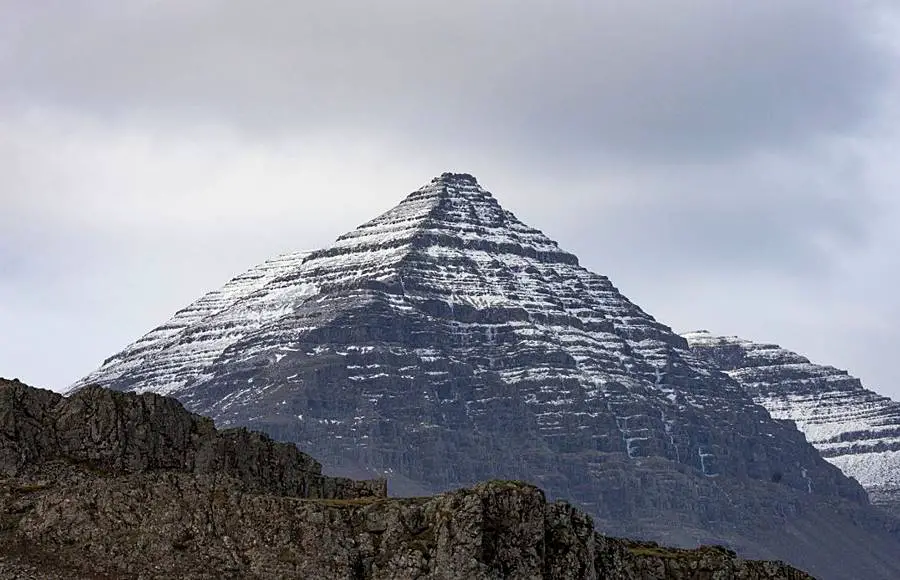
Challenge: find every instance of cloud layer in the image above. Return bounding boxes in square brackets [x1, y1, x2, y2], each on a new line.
[4, 1, 889, 156]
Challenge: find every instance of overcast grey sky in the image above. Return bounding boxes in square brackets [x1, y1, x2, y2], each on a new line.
[2, 1, 899, 398]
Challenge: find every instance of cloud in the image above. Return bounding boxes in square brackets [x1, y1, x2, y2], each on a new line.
[1, 1, 890, 162]
[558, 146, 879, 279]
[1, 108, 878, 287]
[2, 0, 900, 401]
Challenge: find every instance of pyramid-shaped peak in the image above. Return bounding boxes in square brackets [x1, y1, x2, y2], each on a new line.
[340, 172, 500, 240]
[333, 172, 576, 267]
[432, 172, 482, 187]
[401, 172, 494, 205]
[70, 172, 893, 577]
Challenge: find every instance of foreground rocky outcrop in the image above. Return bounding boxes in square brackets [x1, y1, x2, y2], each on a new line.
[0, 378, 809, 579]
[0, 378, 384, 500]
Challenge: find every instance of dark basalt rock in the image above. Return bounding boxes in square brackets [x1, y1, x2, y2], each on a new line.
[0, 378, 384, 500]
[69, 175, 900, 579]
[0, 379, 811, 579]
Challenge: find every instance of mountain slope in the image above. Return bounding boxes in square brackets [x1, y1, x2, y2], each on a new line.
[71, 173, 900, 579]
[684, 330, 900, 516]
[77, 249, 312, 396]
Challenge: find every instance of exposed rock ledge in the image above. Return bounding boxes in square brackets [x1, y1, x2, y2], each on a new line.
[0, 378, 810, 579]
[0, 378, 385, 500]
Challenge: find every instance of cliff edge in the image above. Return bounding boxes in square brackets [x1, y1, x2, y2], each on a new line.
[0, 378, 809, 579]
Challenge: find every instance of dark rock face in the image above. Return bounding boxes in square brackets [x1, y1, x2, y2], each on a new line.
[0, 380, 811, 579]
[4, 476, 815, 580]
[0, 378, 385, 500]
[70, 174, 900, 578]
[684, 331, 900, 519]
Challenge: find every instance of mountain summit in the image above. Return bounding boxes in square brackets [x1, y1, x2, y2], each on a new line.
[72, 174, 900, 579]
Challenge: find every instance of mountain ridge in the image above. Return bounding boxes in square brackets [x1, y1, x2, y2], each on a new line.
[684, 329, 900, 517]
[70, 173, 900, 579]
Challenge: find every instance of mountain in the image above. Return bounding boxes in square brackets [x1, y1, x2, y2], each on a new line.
[684, 330, 900, 517]
[77, 249, 312, 394]
[71, 173, 900, 579]
[0, 378, 813, 579]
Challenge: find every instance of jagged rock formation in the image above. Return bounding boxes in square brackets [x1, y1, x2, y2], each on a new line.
[0, 378, 384, 500]
[0, 379, 812, 579]
[684, 330, 900, 517]
[70, 173, 900, 579]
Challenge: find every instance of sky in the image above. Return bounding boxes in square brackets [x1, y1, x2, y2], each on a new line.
[2, 1, 899, 398]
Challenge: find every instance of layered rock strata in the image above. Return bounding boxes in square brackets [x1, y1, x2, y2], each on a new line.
[684, 330, 900, 517]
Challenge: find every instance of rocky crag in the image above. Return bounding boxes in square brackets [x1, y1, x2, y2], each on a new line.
[70, 173, 900, 579]
[684, 330, 900, 517]
[0, 379, 811, 579]
[0, 377, 386, 500]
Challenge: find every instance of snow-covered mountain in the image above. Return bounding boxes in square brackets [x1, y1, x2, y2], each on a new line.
[71, 173, 900, 579]
[684, 330, 900, 516]
[76, 250, 314, 395]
